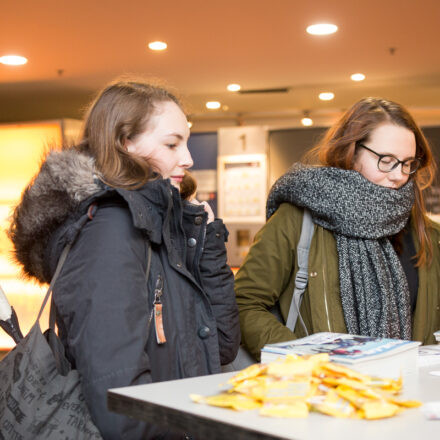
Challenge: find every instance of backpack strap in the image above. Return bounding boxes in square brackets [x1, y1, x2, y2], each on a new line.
[285, 208, 314, 334]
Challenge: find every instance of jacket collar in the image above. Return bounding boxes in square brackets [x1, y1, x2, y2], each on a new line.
[114, 178, 179, 245]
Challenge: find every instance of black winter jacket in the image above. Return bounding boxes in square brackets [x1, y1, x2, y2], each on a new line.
[9, 149, 240, 439]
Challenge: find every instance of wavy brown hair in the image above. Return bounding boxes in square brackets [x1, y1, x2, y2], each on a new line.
[76, 80, 181, 189]
[180, 170, 197, 200]
[304, 97, 436, 266]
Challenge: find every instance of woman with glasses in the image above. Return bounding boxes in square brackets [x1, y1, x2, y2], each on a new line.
[235, 97, 440, 361]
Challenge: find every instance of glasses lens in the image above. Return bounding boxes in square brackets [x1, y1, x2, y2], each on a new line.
[378, 156, 398, 172]
[402, 159, 420, 175]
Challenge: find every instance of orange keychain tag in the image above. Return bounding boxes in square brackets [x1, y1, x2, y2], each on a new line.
[154, 303, 166, 344]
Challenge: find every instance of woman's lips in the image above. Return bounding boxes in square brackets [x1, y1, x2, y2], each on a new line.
[171, 175, 184, 182]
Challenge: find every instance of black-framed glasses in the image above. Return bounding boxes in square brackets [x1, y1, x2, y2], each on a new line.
[356, 142, 421, 175]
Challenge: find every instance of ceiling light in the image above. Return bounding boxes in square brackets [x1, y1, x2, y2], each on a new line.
[351, 73, 366, 82]
[301, 117, 313, 127]
[206, 101, 221, 110]
[0, 55, 27, 66]
[148, 41, 167, 51]
[306, 24, 338, 36]
[319, 92, 334, 101]
[227, 84, 241, 92]
[301, 111, 313, 126]
[187, 121, 193, 128]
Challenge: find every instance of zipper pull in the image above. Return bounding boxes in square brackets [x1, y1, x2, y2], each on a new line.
[153, 275, 166, 344]
[154, 275, 163, 304]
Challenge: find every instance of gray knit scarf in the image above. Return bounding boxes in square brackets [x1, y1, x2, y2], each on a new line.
[267, 164, 415, 340]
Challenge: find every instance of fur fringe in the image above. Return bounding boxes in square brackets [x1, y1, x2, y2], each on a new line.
[8, 149, 102, 283]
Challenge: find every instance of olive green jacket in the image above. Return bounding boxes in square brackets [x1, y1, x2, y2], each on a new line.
[235, 203, 440, 360]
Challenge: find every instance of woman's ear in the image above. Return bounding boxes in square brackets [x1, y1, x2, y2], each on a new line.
[124, 138, 135, 153]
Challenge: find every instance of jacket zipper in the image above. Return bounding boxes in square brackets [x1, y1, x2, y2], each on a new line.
[320, 228, 332, 332]
[199, 221, 207, 255]
[195, 221, 207, 286]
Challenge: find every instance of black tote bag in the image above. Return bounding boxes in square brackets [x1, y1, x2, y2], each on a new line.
[0, 244, 102, 439]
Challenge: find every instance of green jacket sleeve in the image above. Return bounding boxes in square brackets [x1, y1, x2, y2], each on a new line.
[234, 203, 302, 360]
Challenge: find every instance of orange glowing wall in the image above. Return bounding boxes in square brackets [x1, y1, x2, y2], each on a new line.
[0, 121, 80, 349]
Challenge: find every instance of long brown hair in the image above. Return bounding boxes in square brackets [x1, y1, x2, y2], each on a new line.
[305, 97, 436, 266]
[180, 170, 197, 200]
[76, 80, 181, 189]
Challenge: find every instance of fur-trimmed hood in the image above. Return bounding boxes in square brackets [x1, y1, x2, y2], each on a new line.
[8, 149, 103, 283]
[8, 148, 175, 284]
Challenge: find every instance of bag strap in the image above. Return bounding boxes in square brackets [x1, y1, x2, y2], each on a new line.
[38, 242, 73, 324]
[285, 208, 314, 334]
[39, 203, 99, 328]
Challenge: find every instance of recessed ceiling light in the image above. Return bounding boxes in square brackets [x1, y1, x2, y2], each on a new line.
[351, 73, 366, 82]
[227, 84, 241, 92]
[206, 101, 221, 110]
[148, 41, 167, 51]
[187, 121, 193, 128]
[319, 92, 335, 101]
[301, 117, 313, 127]
[306, 23, 338, 36]
[0, 55, 28, 66]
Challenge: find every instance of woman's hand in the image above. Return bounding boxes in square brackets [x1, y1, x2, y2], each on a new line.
[190, 198, 215, 224]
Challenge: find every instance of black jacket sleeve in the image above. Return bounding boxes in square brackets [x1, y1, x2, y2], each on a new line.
[198, 219, 240, 365]
[53, 205, 181, 440]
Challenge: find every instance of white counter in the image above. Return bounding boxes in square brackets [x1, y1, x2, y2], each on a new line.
[108, 365, 440, 440]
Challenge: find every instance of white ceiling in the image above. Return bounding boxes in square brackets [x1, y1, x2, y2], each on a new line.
[1, 0, 440, 129]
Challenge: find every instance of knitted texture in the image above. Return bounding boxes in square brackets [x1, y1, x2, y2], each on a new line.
[267, 164, 415, 339]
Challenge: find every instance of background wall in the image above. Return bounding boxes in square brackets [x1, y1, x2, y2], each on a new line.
[187, 132, 218, 216]
[422, 127, 440, 215]
[269, 127, 325, 186]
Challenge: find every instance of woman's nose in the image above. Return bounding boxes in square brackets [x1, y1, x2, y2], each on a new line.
[180, 145, 194, 169]
[388, 164, 408, 183]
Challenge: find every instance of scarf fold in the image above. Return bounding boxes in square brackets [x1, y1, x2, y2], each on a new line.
[267, 164, 415, 339]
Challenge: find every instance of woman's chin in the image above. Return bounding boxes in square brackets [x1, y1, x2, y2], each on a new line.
[170, 179, 181, 189]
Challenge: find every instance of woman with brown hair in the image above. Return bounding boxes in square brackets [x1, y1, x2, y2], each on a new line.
[235, 97, 440, 361]
[9, 80, 240, 439]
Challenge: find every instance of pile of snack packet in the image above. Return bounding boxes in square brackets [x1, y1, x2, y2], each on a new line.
[190, 353, 421, 419]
